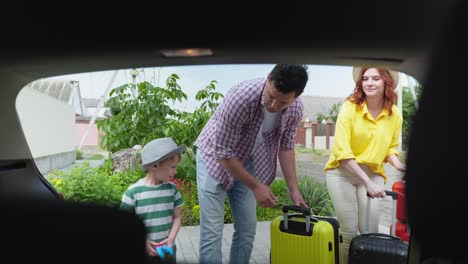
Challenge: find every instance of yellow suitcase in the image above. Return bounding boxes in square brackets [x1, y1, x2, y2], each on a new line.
[270, 205, 341, 264]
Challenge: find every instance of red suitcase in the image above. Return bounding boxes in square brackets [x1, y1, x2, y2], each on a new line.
[390, 221, 410, 242]
[392, 179, 406, 222]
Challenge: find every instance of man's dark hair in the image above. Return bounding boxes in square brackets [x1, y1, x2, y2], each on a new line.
[268, 64, 309, 97]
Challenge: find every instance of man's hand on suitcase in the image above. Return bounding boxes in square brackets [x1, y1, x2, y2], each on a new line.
[289, 189, 308, 208]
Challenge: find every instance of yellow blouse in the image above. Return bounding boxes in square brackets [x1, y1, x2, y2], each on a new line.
[324, 100, 403, 181]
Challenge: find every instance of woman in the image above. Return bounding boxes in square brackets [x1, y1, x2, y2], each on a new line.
[324, 67, 406, 263]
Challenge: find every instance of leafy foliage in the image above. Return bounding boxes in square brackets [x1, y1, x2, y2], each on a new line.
[98, 75, 223, 152]
[88, 154, 105, 160]
[49, 148, 334, 225]
[256, 177, 335, 221]
[109, 167, 146, 195]
[295, 145, 330, 155]
[48, 163, 124, 207]
[164, 80, 222, 149]
[298, 177, 335, 216]
[256, 179, 289, 221]
[402, 85, 423, 150]
[316, 102, 342, 123]
[175, 148, 197, 184]
[75, 149, 83, 160]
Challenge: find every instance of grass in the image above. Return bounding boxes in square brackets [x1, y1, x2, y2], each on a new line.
[295, 145, 330, 156]
[88, 154, 105, 160]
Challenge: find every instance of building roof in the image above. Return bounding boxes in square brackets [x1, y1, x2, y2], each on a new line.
[25, 79, 89, 116]
[300, 95, 345, 121]
[27, 79, 74, 103]
[83, 98, 102, 108]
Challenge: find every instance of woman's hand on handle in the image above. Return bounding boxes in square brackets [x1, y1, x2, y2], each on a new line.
[365, 180, 386, 198]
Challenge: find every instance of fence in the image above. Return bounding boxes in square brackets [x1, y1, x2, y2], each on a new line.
[295, 118, 335, 150]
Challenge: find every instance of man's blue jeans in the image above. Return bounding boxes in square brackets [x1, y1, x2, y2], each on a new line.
[196, 151, 257, 264]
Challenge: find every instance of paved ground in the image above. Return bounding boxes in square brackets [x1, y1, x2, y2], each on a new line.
[175, 221, 390, 264]
[175, 221, 271, 264]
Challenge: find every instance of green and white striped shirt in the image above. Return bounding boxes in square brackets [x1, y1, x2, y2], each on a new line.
[120, 179, 184, 242]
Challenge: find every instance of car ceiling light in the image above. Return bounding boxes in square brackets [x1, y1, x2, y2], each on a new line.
[160, 48, 213, 58]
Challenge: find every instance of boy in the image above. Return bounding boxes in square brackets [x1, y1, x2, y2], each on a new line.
[120, 137, 185, 263]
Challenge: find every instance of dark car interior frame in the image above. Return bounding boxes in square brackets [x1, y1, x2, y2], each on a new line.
[0, 1, 465, 263]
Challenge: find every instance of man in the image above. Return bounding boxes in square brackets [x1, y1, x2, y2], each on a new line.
[195, 64, 309, 264]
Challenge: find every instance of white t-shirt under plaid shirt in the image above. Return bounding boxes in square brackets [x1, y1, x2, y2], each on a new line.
[195, 78, 304, 191]
[120, 179, 184, 242]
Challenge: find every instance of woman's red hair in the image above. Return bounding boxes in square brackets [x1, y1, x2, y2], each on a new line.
[347, 68, 397, 116]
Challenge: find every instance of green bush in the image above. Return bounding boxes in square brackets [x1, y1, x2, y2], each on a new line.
[402, 85, 423, 150]
[255, 177, 335, 220]
[181, 206, 198, 226]
[295, 145, 330, 156]
[48, 153, 334, 225]
[176, 148, 197, 183]
[256, 179, 289, 221]
[76, 149, 83, 160]
[224, 200, 233, 223]
[298, 177, 335, 216]
[270, 178, 290, 203]
[48, 162, 122, 207]
[110, 167, 146, 194]
[48, 159, 146, 207]
[88, 154, 105, 160]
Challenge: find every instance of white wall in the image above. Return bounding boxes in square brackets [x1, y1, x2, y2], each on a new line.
[314, 136, 334, 150]
[305, 128, 313, 148]
[16, 87, 75, 158]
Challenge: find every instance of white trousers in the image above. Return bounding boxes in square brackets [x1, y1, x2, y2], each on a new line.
[326, 165, 384, 264]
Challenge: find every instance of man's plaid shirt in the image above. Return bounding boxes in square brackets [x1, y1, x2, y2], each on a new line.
[195, 78, 304, 191]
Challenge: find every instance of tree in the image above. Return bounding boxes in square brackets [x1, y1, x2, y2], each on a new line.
[97, 74, 223, 152]
[164, 80, 223, 148]
[402, 85, 423, 150]
[316, 102, 342, 123]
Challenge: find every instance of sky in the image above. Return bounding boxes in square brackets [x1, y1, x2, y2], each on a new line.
[49, 64, 416, 112]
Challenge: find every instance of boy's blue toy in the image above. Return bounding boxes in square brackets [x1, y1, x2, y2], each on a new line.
[155, 244, 174, 258]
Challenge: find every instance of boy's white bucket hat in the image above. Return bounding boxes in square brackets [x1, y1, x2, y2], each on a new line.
[140, 137, 186, 170]
[352, 67, 399, 88]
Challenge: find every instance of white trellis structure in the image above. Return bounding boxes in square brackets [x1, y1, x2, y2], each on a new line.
[77, 70, 119, 150]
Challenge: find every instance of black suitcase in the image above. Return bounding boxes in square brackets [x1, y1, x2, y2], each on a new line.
[348, 190, 408, 264]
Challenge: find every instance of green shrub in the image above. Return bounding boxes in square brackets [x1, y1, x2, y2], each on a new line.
[269, 178, 290, 204]
[192, 204, 200, 224]
[224, 199, 233, 223]
[48, 153, 334, 225]
[295, 145, 330, 156]
[110, 167, 146, 194]
[298, 176, 335, 216]
[176, 148, 197, 183]
[256, 179, 289, 221]
[48, 159, 145, 208]
[181, 206, 198, 226]
[88, 154, 105, 160]
[256, 177, 335, 219]
[96, 157, 114, 175]
[76, 149, 83, 160]
[172, 149, 201, 225]
[48, 162, 122, 207]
